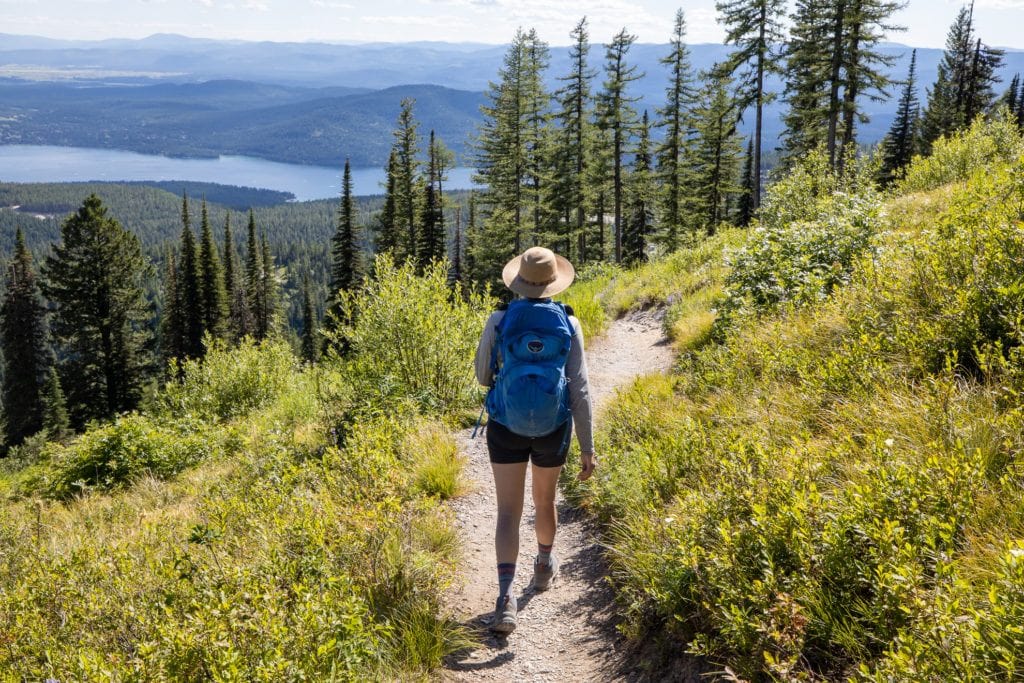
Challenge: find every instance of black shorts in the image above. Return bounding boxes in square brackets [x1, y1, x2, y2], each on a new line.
[487, 419, 572, 468]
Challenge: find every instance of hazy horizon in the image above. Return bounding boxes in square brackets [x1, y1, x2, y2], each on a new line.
[2, 1, 1023, 51]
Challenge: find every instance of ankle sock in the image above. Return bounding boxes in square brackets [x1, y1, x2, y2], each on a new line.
[497, 563, 516, 598]
[537, 542, 553, 566]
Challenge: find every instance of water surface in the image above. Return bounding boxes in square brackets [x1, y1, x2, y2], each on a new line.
[0, 145, 478, 200]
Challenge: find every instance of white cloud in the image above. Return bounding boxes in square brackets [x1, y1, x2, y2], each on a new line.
[310, 0, 353, 8]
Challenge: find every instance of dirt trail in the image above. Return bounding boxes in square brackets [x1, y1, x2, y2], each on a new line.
[443, 310, 676, 682]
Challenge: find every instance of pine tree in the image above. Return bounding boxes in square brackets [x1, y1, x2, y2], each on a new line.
[472, 29, 535, 287]
[464, 191, 479, 283]
[1018, 81, 1024, 127]
[1, 228, 49, 447]
[836, 0, 905, 174]
[222, 213, 253, 341]
[392, 98, 421, 262]
[550, 17, 596, 262]
[198, 198, 228, 341]
[159, 246, 184, 366]
[522, 28, 552, 245]
[329, 158, 361, 306]
[418, 131, 454, 269]
[999, 73, 1020, 115]
[737, 138, 755, 226]
[300, 275, 317, 364]
[259, 234, 278, 339]
[920, 2, 1004, 151]
[598, 28, 644, 263]
[177, 193, 203, 359]
[245, 210, 265, 340]
[375, 150, 401, 255]
[449, 204, 464, 286]
[655, 9, 697, 252]
[878, 49, 920, 187]
[623, 111, 655, 264]
[688, 74, 744, 235]
[40, 366, 70, 441]
[41, 194, 154, 427]
[715, 0, 786, 212]
[782, 0, 833, 162]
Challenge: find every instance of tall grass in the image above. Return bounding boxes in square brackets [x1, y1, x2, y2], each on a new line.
[0, 257, 486, 679]
[573, 119, 1024, 680]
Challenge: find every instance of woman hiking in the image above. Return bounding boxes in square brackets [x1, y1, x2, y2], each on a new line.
[474, 246, 596, 635]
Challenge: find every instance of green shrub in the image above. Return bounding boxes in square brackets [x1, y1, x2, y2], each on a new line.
[40, 414, 217, 499]
[899, 108, 1024, 194]
[331, 255, 491, 416]
[722, 149, 882, 320]
[159, 337, 298, 421]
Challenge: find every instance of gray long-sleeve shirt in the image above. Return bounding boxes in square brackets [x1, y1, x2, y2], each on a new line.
[474, 308, 594, 453]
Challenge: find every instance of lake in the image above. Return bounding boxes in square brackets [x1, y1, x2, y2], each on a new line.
[0, 145, 479, 201]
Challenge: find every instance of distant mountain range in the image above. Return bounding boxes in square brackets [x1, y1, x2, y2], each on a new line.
[1, 33, 1022, 167]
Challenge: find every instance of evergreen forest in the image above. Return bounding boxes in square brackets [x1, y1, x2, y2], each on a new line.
[3, 1, 1024, 679]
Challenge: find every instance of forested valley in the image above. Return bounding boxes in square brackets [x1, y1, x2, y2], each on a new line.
[3, 1, 1024, 679]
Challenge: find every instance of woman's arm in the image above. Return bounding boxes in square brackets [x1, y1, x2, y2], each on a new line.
[474, 311, 503, 387]
[565, 317, 594, 458]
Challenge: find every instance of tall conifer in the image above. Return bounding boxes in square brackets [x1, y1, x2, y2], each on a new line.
[41, 195, 154, 427]
[688, 75, 744, 235]
[259, 234, 278, 339]
[656, 9, 697, 252]
[222, 213, 253, 341]
[330, 158, 361, 300]
[198, 198, 228, 340]
[376, 150, 401, 255]
[878, 49, 920, 186]
[623, 111, 654, 264]
[598, 28, 644, 263]
[418, 131, 453, 269]
[159, 246, 184, 366]
[392, 98, 421, 262]
[245, 210, 265, 340]
[715, 0, 785, 212]
[920, 2, 1004, 151]
[1, 228, 49, 447]
[551, 17, 595, 261]
[177, 193, 203, 358]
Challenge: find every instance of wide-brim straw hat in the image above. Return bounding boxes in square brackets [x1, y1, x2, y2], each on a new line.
[502, 246, 575, 298]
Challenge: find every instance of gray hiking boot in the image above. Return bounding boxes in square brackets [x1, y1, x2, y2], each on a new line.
[534, 553, 559, 591]
[492, 593, 517, 635]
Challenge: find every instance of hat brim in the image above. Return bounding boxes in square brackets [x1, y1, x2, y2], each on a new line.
[502, 252, 576, 298]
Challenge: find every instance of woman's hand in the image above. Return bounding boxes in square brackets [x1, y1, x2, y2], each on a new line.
[577, 451, 597, 481]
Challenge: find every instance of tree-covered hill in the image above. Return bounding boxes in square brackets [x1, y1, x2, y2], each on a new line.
[0, 80, 485, 166]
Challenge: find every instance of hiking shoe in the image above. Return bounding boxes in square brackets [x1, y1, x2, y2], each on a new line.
[534, 553, 559, 591]
[492, 593, 517, 635]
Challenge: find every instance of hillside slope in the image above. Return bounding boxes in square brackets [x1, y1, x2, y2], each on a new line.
[567, 114, 1024, 680]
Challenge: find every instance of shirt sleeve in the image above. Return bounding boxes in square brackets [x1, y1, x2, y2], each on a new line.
[566, 316, 594, 453]
[475, 311, 503, 387]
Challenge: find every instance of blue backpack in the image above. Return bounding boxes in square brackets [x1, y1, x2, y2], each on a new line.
[486, 299, 573, 437]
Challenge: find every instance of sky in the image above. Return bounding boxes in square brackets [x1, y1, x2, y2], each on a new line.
[2, 0, 1023, 50]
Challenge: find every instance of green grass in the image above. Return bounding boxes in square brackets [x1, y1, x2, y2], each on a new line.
[570, 119, 1024, 680]
[0, 259, 485, 680]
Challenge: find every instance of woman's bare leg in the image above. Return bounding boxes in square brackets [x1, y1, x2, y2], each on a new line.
[492, 461, 529, 564]
[531, 463, 562, 547]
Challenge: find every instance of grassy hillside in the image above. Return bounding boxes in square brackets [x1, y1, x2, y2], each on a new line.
[0, 259, 488, 680]
[568, 114, 1024, 680]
